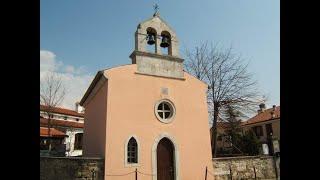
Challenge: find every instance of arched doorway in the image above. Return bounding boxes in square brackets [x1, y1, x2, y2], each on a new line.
[157, 138, 175, 180]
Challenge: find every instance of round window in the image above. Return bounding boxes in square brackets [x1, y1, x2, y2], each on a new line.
[155, 100, 175, 123]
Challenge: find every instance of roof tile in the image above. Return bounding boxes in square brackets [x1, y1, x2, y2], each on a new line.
[40, 118, 84, 128]
[40, 105, 84, 117]
[40, 127, 67, 137]
[241, 106, 280, 126]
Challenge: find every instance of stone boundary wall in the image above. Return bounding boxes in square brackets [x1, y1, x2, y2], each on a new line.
[40, 156, 279, 180]
[40, 156, 104, 180]
[212, 155, 279, 180]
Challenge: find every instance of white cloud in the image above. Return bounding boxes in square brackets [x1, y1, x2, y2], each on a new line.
[40, 50, 94, 110]
[65, 65, 75, 74]
[40, 50, 56, 72]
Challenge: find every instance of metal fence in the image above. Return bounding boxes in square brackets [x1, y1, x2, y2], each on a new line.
[104, 168, 155, 179]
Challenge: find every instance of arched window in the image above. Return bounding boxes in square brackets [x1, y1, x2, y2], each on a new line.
[127, 137, 138, 163]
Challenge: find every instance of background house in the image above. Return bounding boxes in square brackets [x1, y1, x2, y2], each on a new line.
[40, 103, 85, 156]
[210, 120, 243, 157]
[241, 104, 280, 155]
[211, 104, 280, 156]
[211, 122, 233, 155]
[40, 126, 68, 156]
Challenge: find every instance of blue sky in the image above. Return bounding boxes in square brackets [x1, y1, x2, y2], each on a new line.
[40, 0, 279, 109]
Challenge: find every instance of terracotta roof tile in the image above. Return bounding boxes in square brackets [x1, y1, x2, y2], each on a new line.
[241, 106, 280, 126]
[40, 127, 67, 137]
[40, 118, 84, 128]
[40, 105, 84, 117]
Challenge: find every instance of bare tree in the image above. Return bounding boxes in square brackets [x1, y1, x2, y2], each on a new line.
[185, 42, 265, 157]
[40, 72, 66, 152]
[185, 42, 211, 81]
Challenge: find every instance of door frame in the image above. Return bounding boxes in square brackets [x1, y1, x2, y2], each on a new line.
[152, 132, 179, 180]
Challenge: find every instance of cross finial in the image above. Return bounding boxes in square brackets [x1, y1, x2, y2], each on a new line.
[154, 3, 159, 13]
[153, 3, 160, 17]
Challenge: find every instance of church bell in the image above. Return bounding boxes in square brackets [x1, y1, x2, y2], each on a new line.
[160, 36, 170, 48]
[147, 34, 156, 45]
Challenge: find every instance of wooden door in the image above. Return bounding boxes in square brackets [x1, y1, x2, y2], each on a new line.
[157, 138, 175, 180]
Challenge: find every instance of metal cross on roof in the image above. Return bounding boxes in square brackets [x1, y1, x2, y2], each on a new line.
[154, 3, 159, 13]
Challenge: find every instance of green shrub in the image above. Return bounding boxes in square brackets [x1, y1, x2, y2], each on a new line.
[239, 130, 261, 155]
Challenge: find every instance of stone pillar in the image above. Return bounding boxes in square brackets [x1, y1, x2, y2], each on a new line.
[135, 30, 145, 52]
[171, 38, 179, 57]
[156, 35, 162, 55]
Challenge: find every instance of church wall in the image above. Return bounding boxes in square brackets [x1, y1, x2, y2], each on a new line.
[83, 80, 108, 158]
[103, 64, 214, 180]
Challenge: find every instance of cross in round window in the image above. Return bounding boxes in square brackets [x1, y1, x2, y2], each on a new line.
[155, 100, 175, 123]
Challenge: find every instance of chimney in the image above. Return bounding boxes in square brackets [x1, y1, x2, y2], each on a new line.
[270, 105, 277, 118]
[270, 111, 275, 118]
[258, 103, 266, 113]
[75, 102, 80, 113]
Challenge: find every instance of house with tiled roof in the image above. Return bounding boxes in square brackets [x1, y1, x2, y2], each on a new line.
[210, 103, 280, 156]
[210, 121, 233, 153]
[40, 103, 85, 156]
[241, 103, 280, 154]
[40, 104, 84, 120]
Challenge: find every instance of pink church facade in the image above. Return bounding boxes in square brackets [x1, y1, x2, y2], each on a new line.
[80, 12, 214, 180]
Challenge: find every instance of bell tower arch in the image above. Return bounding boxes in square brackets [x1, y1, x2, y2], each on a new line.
[130, 11, 184, 79]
